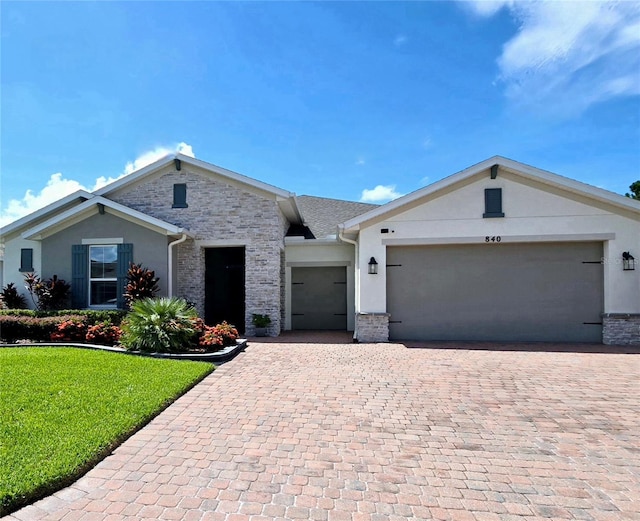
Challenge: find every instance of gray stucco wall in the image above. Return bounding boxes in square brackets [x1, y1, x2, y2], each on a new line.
[41, 211, 169, 299]
[109, 164, 288, 334]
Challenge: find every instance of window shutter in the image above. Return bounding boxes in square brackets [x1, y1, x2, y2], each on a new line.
[20, 248, 34, 272]
[71, 245, 88, 308]
[172, 184, 188, 208]
[483, 188, 505, 218]
[117, 243, 133, 309]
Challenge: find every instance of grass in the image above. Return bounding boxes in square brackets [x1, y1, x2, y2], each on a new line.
[0, 347, 214, 515]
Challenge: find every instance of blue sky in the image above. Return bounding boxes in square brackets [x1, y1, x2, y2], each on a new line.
[1, 1, 639, 226]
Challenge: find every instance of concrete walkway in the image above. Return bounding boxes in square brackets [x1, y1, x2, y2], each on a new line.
[6, 338, 639, 520]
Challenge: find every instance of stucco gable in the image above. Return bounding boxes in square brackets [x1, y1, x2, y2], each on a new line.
[341, 156, 640, 232]
[21, 196, 190, 240]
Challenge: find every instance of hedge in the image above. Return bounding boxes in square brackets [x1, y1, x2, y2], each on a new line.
[0, 315, 87, 343]
[0, 309, 126, 325]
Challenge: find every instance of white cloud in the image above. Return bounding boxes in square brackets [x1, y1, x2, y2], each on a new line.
[464, 0, 514, 17]
[394, 34, 408, 47]
[0, 173, 87, 227]
[360, 184, 403, 203]
[123, 141, 195, 175]
[466, 0, 640, 116]
[356, 157, 366, 166]
[420, 176, 430, 185]
[0, 142, 196, 227]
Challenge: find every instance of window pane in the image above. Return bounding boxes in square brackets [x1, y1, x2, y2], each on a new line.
[90, 246, 118, 278]
[90, 281, 117, 306]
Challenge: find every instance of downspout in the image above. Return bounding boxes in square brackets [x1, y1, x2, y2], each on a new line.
[338, 226, 360, 314]
[168, 234, 188, 297]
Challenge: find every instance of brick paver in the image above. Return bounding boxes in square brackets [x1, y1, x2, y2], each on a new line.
[6, 337, 639, 520]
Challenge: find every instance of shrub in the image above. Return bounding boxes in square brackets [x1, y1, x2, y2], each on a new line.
[50, 319, 88, 343]
[85, 322, 122, 346]
[252, 314, 271, 328]
[124, 263, 159, 308]
[197, 321, 239, 350]
[212, 321, 239, 346]
[24, 273, 71, 311]
[0, 315, 86, 343]
[199, 326, 224, 349]
[120, 297, 199, 353]
[71, 310, 127, 326]
[0, 309, 126, 325]
[0, 284, 27, 310]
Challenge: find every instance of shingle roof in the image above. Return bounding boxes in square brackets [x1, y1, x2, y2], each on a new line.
[293, 195, 378, 239]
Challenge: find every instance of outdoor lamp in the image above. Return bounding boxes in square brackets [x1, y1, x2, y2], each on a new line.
[368, 257, 378, 275]
[622, 251, 635, 271]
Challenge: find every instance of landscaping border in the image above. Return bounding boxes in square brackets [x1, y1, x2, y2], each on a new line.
[0, 339, 248, 363]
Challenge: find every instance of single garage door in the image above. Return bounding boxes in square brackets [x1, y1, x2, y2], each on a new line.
[387, 242, 603, 342]
[292, 267, 347, 330]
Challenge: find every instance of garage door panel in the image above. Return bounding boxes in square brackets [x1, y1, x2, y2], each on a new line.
[292, 267, 347, 330]
[387, 242, 603, 342]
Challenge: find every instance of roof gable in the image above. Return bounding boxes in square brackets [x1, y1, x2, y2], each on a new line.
[341, 156, 640, 232]
[21, 196, 191, 240]
[0, 190, 92, 238]
[95, 153, 303, 224]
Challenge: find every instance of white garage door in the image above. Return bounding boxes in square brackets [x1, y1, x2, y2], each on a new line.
[386, 242, 604, 342]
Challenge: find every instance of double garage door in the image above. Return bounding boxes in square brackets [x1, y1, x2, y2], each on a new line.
[387, 242, 604, 343]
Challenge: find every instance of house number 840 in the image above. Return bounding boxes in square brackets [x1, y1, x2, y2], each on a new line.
[485, 236, 502, 243]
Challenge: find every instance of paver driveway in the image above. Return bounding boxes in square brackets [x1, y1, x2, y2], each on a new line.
[7, 339, 639, 521]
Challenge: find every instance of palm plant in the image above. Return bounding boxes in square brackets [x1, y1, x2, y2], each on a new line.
[120, 297, 198, 353]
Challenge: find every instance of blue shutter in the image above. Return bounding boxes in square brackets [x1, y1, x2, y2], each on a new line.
[172, 184, 188, 208]
[117, 243, 133, 309]
[20, 248, 34, 272]
[483, 188, 504, 218]
[71, 245, 88, 308]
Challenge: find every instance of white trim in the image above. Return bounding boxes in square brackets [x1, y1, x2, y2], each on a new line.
[381, 233, 616, 246]
[195, 239, 247, 248]
[286, 261, 352, 267]
[82, 238, 124, 245]
[87, 244, 118, 308]
[284, 237, 340, 246]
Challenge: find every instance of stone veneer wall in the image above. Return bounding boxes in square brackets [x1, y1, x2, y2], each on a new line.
[602, 314, 640, 345]
[355, 313, 390, 343]
[109, 165, 287, 336]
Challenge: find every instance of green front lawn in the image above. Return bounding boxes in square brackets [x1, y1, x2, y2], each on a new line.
[0, 347, 214, 515]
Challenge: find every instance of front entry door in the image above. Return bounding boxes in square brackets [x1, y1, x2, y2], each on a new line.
[204, 247, 245, 333]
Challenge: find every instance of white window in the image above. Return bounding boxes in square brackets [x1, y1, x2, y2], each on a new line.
[89, 245, 118, 307]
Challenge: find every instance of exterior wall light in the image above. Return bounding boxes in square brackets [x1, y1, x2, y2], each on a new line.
[368, 257, 378, 275]
[622, 251, 635, 271]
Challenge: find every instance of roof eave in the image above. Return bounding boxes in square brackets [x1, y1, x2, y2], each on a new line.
[95, 153, 296, 202]
[0, 190, 93, 237]
[21, 196, 192, 240]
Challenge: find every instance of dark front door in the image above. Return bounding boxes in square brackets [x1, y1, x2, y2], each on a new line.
[205, 247, 245, 333]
